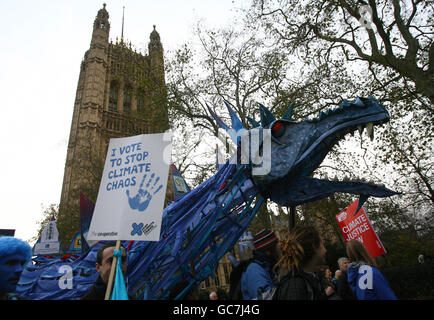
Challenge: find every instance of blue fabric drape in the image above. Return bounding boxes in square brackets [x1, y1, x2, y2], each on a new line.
[110, 248, 129, 300]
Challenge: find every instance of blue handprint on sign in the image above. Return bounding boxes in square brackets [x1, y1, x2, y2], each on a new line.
[126, 173, 163, 212]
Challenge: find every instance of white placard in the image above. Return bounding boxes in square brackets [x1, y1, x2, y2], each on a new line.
[34, 242, 60, 255]
[87, 133, 172, 241]
[33, 221, 61, 255]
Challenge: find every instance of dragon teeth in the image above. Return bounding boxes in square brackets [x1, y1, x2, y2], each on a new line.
[366, 122, 374, 141]
[357, 125, 364, 136]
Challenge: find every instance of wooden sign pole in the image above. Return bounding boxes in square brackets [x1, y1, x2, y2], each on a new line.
[104, 240, 121, 300]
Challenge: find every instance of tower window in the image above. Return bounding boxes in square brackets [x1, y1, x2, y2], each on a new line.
[137, 89, 145, 113]
[109, 101, 117, 112]
[109, 84, 118, 111]
[137, 97, 144, 113]
[123, 88, 132, 113]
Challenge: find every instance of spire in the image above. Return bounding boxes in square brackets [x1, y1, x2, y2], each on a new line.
[91, 3, 110, 46]
[121, 6, 125, 43]
[150, 25, 160, 41]
[93, 3, 110, 31]
[148, 25, 164, 81]
[149, 25, 162, 52]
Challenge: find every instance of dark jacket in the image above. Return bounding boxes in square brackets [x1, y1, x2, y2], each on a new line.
[81, 275, 107, 300]
[336, 269, 356, 300]
[275, 269, 327, 300]
[81, 275, 133, 300]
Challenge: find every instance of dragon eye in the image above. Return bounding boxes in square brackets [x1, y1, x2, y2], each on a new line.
[271, 121, 285, 138]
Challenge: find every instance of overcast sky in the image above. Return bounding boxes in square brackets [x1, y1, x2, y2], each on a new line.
[0, 0, 250, 244]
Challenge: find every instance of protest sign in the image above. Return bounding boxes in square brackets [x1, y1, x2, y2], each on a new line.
[33, 220, 61, 255]
[170, 164, 191, 201]
[336, 200, 386, 258]
[237, 231, 253, 261]
[88, 133, 172, 241]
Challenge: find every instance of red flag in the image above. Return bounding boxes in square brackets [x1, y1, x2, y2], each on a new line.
[336, 200, 386, 258]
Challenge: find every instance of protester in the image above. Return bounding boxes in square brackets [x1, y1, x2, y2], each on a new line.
[318, 266, 340, 299]
[274, 225, 336, 300]
[240, 229, 279, 300]
[321, 267, 335, 291]
[325, 267, 332, 280]
[169, 281, 199, 300]
[209, 291, 218, 300]
[346, 239, 397, 300]
[0, 237, 32, 300]
[336, 256, 356, 300]
[81, 241, 129, 300]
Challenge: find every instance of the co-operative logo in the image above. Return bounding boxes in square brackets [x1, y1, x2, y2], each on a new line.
[131, 221, 156, 236]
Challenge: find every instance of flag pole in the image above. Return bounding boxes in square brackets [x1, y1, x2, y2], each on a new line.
[105, 240, 121, 300]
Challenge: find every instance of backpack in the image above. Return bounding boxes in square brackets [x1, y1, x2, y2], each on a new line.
[228, 258, 253, 300]
[229, 258, 279, 300]
[272, 272, 314, 300]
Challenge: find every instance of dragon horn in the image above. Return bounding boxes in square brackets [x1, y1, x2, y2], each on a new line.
[206, 103, 231, 132]
[258, 103, 276, 127]
[282, 103, 295, 121]
[354, 194, 369, 216]
[247, 116, 260, 128]
[223, 100, 245, 132]
[206, 102, 239, 144]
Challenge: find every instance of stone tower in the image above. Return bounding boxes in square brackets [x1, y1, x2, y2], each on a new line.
[58, 4, 170, 246]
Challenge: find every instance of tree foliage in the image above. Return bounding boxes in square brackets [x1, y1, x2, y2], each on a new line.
[251, 0, 434, 106]
[32, 203, 59, 244]
[166, 23, 294, 134]
[246, 0, 433, 229]
[164, 3, 433, 254]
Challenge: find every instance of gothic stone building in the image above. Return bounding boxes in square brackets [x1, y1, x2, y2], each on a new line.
[58, 4, 170, 245]
[58, 4, 237, 297]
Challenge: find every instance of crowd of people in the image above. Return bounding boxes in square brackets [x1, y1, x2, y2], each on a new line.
[0, 225, 398, 300]
[193, 225, 398, 301]
[233, 226, 397, 300]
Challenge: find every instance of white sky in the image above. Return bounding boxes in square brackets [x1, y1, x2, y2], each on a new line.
[0, 0, 250, 244]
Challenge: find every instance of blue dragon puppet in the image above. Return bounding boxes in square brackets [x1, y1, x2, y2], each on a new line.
[16, 97, 399, 300]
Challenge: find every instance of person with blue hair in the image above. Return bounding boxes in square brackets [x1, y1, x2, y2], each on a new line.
[0, 237, 32, 300]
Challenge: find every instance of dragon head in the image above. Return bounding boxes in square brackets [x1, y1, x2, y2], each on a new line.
[209, 97, 399, 215]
